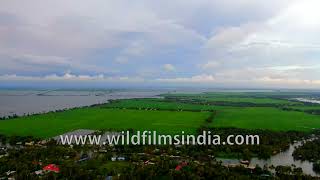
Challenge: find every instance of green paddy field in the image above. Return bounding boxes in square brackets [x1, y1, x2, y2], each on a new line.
[105, 99, 320, 131]
[0, 108, 210, 138]
[1, 92, 320, 138]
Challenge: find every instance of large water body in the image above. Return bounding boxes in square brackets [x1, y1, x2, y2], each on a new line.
[217, 137, 320, 177]
[1, 88, 272, 117]
[0, 89, 164, 117]
[294, 98, 320, 104]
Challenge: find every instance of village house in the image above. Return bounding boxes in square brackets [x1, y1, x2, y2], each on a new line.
[34, 170, 44, 176]
[25, 141, 34, 146]
[111, 156, 126, 161]
[43, 164, 60, 173]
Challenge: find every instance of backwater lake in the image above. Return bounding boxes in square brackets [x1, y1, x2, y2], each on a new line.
[0, 89, 163, 118]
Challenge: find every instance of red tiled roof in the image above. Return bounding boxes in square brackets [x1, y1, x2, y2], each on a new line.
[43, 164, 60, 173]
[175, 165, 182, 171]
[175, 162, 188, 171]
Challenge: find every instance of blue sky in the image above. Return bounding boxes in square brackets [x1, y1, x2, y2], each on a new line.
[1, 0, 320, 88]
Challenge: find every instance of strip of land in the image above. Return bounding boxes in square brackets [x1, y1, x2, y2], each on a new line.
[1, 92, 320, 138]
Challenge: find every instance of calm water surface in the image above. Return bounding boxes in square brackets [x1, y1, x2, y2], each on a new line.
[0, 89, 163, 117]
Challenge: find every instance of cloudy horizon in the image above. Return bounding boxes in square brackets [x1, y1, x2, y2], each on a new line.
[1, 0, 320, 89]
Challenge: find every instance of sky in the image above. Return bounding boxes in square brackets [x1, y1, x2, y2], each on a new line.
[1, 0, 320, 88]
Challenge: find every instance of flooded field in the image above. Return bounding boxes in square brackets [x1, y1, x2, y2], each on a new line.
[218, 137, 320, 177]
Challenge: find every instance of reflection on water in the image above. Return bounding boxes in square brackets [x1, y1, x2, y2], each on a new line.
[0, 90, 163, 117]
[218, 138, 320, 177]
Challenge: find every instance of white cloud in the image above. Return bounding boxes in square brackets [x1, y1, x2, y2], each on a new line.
[122, 40, 147, 56]
[267, 65, 320, 71]
[201, 61, 220, 70]
[0, 73, 144, 83]
[12, 54, 70, 66]
[114, 56, 129, 64]
[163, 64, 175, 72]
[156, 73, 320, 88]
[206, 22, 262, 49]
[157, 74, 215, 83]
[201, 0, 320, 87]
[1, 0, 320, 88]
[0, 0, 205, 76]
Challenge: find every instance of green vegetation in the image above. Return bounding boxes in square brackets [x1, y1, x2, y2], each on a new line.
[103, 99, 217, 111]
[212, 107, 320, 131]
[163, 92, 303, 105]
[292, 138, 320, 174]
[0, 135, 314, 179]
[1, 91, 320, 138]
[314, 161, 320, 173]
[193, 96, 296, 104]
[286, 105, 320, 111]
[2, 91, 320, 178]
[101, 161, 130, 171]
[105, 99, 320, 132]
[293, 139, 320, 161]
[0, 108, 210, 138]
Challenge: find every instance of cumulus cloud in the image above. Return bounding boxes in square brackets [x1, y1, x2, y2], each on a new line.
[200, 0, 320, 88]
[0, 0, 320, 88]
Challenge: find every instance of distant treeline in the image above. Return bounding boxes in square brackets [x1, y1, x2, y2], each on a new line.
[165, 96, 320, 116]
